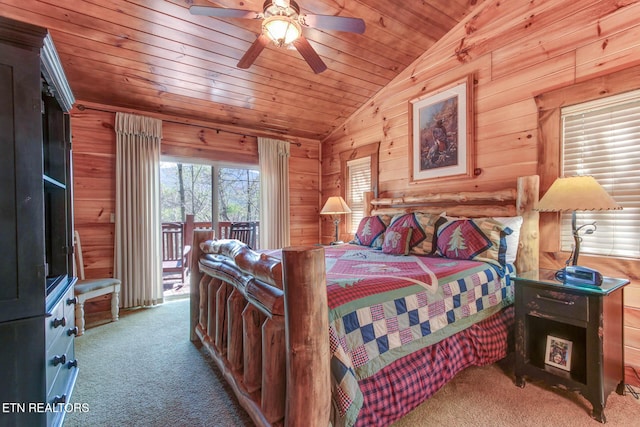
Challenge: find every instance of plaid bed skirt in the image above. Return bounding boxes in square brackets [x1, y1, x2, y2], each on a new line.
[354, 305, 514, 426]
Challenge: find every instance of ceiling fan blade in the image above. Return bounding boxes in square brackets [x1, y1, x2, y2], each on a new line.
[238, 34, 270, 69]
[189, 5, 260, 19]
[301, 14, 365, 34]
[293, 36, 327, 74]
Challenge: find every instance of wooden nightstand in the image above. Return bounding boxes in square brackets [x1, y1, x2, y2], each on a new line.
[513, 269, 629, 423]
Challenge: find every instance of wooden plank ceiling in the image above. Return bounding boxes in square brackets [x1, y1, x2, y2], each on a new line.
[0, 0, 479, 140]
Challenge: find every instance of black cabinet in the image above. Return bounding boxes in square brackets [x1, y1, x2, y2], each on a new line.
[514, 269, 629, 423]
[0, 18, 46, 325]
[0, 17, 77, 427]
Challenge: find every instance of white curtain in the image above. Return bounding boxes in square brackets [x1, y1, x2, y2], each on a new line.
[258, 137, 290, 249]
[114, 112, 163, 308]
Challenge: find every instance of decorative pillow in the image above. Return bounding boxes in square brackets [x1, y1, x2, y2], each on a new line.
[382, 227, 413, 255]
[493, 216, 523, 264]
[200, 240, 217, 254]
[388, 212, 441, 255]
[440, 216, 522, 262]
[436, 218, 513, 267]
[354, 215, 391, 248]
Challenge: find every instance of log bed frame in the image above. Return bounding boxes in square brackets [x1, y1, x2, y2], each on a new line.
[189, 175, 540, 427]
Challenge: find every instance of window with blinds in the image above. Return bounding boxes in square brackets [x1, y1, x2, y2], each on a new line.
[561, 89, 640, 259]
[346, 157, 371, 233]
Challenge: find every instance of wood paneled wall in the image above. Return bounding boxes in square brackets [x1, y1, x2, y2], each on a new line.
[322, 0, 640, 385]
[71, 103, 320, 312]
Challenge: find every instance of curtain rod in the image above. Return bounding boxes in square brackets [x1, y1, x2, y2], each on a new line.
[75, 103, 302, 147]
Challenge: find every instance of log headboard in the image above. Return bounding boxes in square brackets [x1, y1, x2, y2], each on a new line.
[363, 175, 540, 274]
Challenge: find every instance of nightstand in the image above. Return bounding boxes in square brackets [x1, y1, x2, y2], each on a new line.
[513, 269, 629, 423]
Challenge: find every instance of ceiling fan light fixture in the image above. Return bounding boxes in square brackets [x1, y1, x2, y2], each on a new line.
[263, 16, 301, 46]
[272, 0, 290, 8]
[262, 0, 301, 47]
[191, 0, 362, 73]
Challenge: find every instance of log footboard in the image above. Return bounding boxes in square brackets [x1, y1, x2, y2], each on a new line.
[190, 232, 331, 427]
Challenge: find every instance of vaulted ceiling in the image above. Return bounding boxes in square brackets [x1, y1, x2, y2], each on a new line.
[1, 0, 479, 140]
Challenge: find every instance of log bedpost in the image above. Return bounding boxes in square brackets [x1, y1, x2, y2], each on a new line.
[364, 191, 374, 216]
[243, 304, 265, 393]
[262, 316, 286, 423]
[198, 275, 209, 329]
[216, 283, 232, 354]
[190, 229, 214, 341]
[207, 278, 221, 341]
[282, 246, 331, 427]
[516, 175, 540, 274]
[227, 289, 246, 371]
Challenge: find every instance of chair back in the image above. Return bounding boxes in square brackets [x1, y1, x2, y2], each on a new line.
[229, 221, 257, 249]
[162, 222, 185, 263]
[162, 222, 192, 284]
[73, 230, 86, 280]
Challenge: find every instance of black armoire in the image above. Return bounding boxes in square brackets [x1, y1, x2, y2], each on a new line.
[0, 16, 77, 427]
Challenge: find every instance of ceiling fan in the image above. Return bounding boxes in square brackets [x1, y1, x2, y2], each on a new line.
[190, 0, 366, 74]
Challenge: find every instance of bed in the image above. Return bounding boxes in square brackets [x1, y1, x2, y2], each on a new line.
[189, 175, 540, 427]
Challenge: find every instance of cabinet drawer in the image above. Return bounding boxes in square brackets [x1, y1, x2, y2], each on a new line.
[46, 297, 68, 351]
[47, 340, 78, 427]
[46, 285, 76, 351]
[46, 329, 76, 395]
[522, 286, 588, 322]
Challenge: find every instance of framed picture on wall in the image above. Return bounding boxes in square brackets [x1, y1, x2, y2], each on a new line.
[409, 75, 474, 183]
[545, 335, 572, 371]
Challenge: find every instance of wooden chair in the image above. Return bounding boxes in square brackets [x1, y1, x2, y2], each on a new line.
[162, 222, 192, 283]
[73, 230, 121, 336]
[229, 221, 258, 249]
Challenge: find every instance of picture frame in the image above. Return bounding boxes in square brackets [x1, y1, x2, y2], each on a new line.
[409, 75, 474, 183]
[545, 335, 572, 371]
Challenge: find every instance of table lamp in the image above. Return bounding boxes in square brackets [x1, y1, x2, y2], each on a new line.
[320, 196, 352, 245]
[536, 175, 622, 266]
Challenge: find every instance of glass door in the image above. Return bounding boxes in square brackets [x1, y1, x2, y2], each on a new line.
[160, 160, 259, 297]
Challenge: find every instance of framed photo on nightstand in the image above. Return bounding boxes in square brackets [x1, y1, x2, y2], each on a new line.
[545, 335, 572, 371]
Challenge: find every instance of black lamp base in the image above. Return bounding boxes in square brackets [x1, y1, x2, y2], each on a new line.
[332, 217, 341, 245]
[569, 210, 597, 266]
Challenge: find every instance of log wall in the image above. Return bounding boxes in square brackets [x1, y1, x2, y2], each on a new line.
[321, 0, 640, 385]
[71, 102, 321, 313]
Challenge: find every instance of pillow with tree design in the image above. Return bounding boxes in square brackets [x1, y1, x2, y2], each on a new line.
[435, 218, 512, 267]
[354, 215, 392, 248]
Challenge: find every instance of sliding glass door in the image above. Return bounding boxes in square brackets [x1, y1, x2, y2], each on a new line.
[160, 160, 259, 237]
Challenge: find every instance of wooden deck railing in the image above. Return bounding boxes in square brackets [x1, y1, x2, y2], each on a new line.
[166, 215, 260, 251]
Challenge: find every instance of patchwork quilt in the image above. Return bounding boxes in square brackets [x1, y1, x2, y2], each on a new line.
[264, 244, 515, 426]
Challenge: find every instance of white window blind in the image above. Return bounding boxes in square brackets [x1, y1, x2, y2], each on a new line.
[561, 89, 640, 259]
[346, 157, 371, 233]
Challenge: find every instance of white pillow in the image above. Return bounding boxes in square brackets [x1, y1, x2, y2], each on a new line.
[493, 216, 523, 265]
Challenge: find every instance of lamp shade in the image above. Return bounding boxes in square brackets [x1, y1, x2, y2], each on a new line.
[536, 176, 622, 212]
[320, 196, 352, 215]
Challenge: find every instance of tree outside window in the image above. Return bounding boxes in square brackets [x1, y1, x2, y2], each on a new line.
[160, 162, 259, 224]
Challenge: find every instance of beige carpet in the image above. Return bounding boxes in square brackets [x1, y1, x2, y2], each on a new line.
[66, 298, 638, 426]
[392, 357, 639, 427]
[65, 298, 252, 427]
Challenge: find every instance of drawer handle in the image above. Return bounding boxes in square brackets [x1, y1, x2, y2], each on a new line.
[536, 294, 575, 306]
[67, 327, 79, 336]
[67, 359, 78, 369]
[53, 354, 66, 366]
[52, 317, 66, 328]
[52, 395, 66, 405]
[67, 297, 78, 305]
